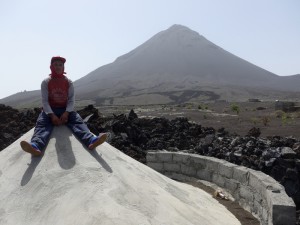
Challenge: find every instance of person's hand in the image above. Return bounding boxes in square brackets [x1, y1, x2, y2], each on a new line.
[60, 111, 69, 124]
[49, 114, 62, 126]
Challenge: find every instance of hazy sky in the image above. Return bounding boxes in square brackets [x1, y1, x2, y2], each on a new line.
[1, 0, 299, 99]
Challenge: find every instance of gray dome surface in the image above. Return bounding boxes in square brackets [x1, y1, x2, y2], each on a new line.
[0, 126, 241, 225]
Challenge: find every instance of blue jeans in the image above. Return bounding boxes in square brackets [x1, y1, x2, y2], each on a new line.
[31, 108, 95, 151]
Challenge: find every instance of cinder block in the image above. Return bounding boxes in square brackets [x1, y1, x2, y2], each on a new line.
[253, 192, 264, 208]
[212, 174, 226, 187]
[239, 198, 253, 213]
[189, 156, 207, 170]
[146, 152, 157, 162]
[252, 199, 263, 217]
[196, 169, 213, 181]
[249, 171, 283, 197]
[272, 205, 296, 225]
[147, 162, 163, 172]
[248, 170, 268, 191]
[239, 185, 254, 202]
[164, 162, 180, 172]
[223, 178, 240, 192]
[206, 157, 224, 171]
[181, 164, 196, 177]
[267, 190, 296, 225]
[156, 152, 173, 162]
[232, 187, 240, 200]
[232, 166, 249, 184]
[219, 162, 237, 178]
[261, 178, 283, 195]
[173, 153, 191, 164]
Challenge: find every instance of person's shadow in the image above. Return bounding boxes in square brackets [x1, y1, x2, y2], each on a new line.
[21, 155, 42, 186]
[55, 133, 113, 173]
[84, 145, 113, 173]
[54, 129, 76, 170]
[20, 127, 74, 186]
[55, 126, 112, 173]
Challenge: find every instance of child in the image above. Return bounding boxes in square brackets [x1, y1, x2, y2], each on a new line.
[20, 56, 107, 156]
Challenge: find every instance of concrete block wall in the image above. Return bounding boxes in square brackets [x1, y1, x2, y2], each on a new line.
[146, 151, 296, 225]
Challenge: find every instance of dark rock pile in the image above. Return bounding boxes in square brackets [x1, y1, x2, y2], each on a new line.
[0, 104, 40, 150]
[1, 104, 300, 223]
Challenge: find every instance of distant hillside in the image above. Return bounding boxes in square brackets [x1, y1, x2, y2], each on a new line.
[1, 24, 299, 108]
[0, 90, 41, 108]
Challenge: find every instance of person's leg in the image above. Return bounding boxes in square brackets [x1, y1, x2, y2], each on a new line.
[67, 111, 107, 149]
[31, 111, 54, 150]
[21, 111, 53, 156]
[67, 112, 95, 147]
[88, 133, 107, 150]
[20, 141, 42, 156]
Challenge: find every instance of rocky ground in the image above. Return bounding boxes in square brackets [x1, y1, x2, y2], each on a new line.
[1, 103, 299, 224]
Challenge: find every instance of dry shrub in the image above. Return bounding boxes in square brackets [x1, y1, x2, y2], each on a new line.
[250, 117, 259, 125]
[274, 110, 285, 118]
[261, 116, 271, 126]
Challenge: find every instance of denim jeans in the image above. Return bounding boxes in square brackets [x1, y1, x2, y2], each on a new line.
[31, 108, 95, 150]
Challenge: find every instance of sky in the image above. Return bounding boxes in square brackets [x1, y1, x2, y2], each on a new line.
[0, 0, 299, 99]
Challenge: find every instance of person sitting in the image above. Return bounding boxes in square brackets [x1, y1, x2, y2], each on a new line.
[20, 56, 107, 156]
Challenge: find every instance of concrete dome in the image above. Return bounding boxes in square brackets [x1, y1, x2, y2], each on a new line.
[0, 126, 240, 225]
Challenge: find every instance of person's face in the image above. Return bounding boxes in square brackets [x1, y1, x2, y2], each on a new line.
[52, 61, 64, 74]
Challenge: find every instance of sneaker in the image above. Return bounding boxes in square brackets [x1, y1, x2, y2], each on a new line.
[20, 141, 42, 156]
[88, 133, 107, 150]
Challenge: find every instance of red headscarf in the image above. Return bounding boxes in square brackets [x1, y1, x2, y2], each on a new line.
[50, 56, 66, 78]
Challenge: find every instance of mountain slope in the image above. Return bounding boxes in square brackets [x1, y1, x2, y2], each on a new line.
[76, 25, 277, 90]
[1, 24, 299, 107]
[72, 24, 298, 102]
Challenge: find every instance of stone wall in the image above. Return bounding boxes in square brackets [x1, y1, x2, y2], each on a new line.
[146, 151, 296, 225]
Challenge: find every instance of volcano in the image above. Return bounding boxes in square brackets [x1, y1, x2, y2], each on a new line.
[1, 24, 299, 107]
